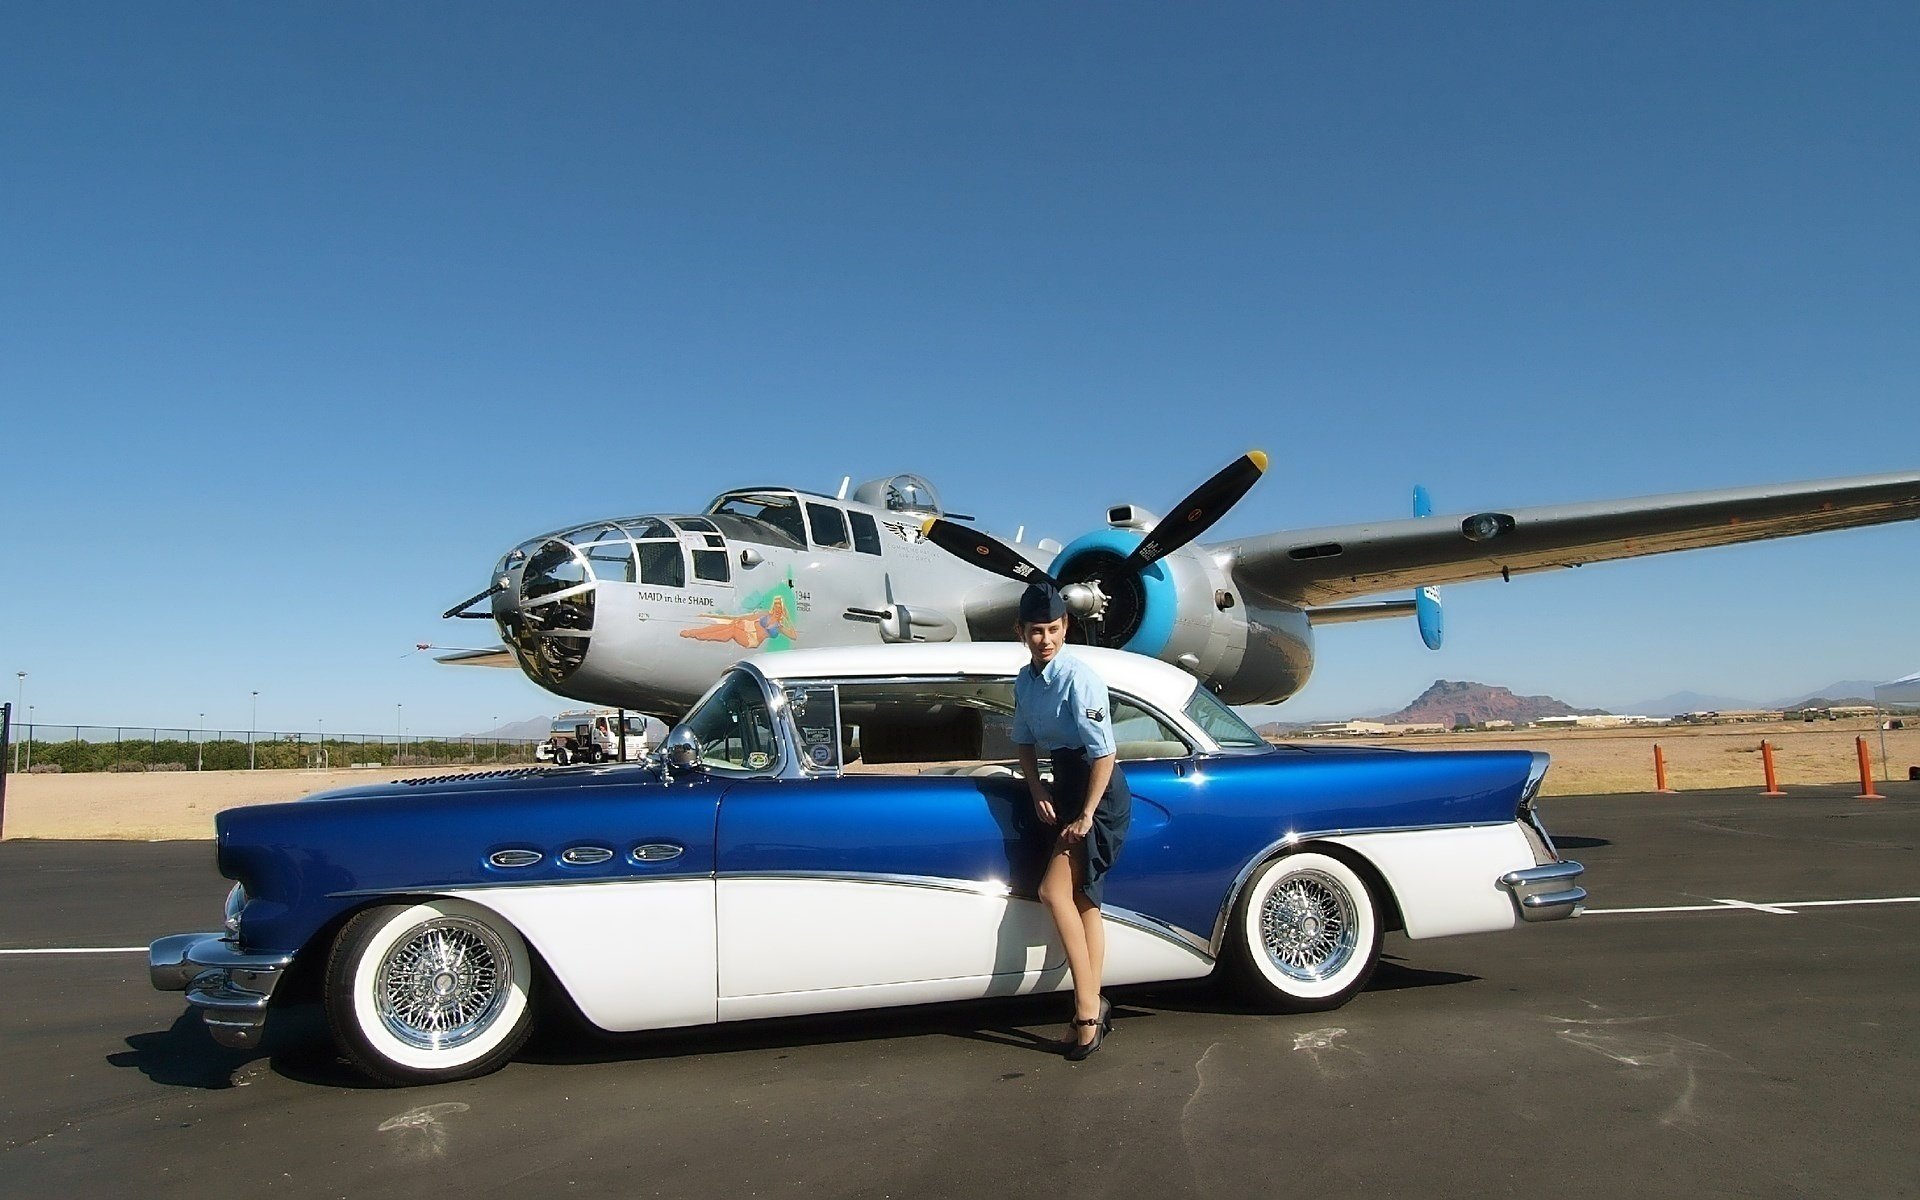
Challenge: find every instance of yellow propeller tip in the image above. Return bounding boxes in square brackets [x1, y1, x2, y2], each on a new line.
[1248, 449, 1269, 472]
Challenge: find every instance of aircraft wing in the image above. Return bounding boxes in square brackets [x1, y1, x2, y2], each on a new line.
[1218, 471, 1920, 608]
[432, 646, 518, 668]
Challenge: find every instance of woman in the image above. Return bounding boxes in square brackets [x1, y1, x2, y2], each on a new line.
[1010, 582, 1132, 1060]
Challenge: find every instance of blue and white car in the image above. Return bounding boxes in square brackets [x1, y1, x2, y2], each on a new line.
[151, 644, 1585, 1086]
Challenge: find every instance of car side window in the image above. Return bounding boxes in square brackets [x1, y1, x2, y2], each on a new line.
[684, 672, 780, 772]
[1109, 695, 1192, 760]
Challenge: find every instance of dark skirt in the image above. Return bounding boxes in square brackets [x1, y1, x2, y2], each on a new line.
[1047, 748, 1132, 906]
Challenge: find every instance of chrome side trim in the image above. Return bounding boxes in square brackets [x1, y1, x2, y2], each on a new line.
[631, 843, 685, 863]
[724, 870, 1013, 898]
[327, 871, 715, 899]
[488, 849, 543, 869]
[725, 871, 1214, 956]
[1102, 903, 1215, 959]
[1206, 820, 1514, 955]
[560, 846, 615, 865]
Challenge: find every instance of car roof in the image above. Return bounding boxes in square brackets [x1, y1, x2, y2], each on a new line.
[744, 643, 1203, 713]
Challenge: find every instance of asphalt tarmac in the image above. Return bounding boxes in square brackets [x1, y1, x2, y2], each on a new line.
[2, 784, 1915, 1199]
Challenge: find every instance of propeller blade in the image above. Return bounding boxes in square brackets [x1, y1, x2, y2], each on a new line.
[1124, 450, 1269, 570]
[921, 518, 1058, 587]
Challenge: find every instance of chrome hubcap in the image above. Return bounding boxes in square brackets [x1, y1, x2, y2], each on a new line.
[374, 917, 510, 1050]
[1260, 869, 1359, 982]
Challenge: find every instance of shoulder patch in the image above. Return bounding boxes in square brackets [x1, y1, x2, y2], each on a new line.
[1085, 708, 1105, 722]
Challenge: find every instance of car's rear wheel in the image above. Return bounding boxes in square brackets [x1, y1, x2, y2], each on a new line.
[324, 899, 535, 1087]
[1224, 851, 1382, 1012]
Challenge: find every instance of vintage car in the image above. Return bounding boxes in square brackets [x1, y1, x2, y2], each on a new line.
[151, 644, 1585, 1086]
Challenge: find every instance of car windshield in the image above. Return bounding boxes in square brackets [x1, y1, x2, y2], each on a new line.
[682, 671, 781, 772]
[1183, 688, 1268, 749]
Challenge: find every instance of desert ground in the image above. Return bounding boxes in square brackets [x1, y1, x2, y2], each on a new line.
[1, 718, 1913, 839]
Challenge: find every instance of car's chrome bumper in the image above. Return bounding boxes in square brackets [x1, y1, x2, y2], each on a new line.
[150, 933, 295, 1049]
[1500, 861, 1586, 921]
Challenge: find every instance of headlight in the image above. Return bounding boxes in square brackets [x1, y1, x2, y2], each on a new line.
[223, 883, 248, 937]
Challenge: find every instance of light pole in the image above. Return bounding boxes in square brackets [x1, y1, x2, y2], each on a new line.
[23, 705, 33, 772]
[249, 690, 259, 770]
[197, 712, 205, 772]
[12, 672, 23, 775]
[318, 717, 327, 769]
[396, 704, 403, 764]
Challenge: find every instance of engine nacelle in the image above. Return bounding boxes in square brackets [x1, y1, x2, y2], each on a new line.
[1049, 531, 1315, 705]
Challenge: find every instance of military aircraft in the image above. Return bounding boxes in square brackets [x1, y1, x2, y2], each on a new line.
[439, 460, 1920, 720]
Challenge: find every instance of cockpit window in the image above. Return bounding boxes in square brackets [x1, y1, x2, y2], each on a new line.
[806, 503, 850, 550]
[849, 512, 883, 555]
[693, 549, 730, 582]
[683, 671, 780, 773]
[710, 492, 808, 548]
[671, 516, 718, 534]
[638, 542, 685, 588]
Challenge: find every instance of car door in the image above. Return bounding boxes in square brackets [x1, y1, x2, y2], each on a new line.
[713, 772, 1065, 1019]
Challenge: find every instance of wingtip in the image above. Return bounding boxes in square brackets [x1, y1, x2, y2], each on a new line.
[1248, 449, 1269, 473]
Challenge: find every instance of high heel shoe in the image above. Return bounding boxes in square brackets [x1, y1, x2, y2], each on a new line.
[1064, 996, 1111, 1062]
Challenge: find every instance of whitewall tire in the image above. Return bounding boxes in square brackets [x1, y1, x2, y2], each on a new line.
[1226, 851, 1382, 1012]
[324, 898, 535, 1087]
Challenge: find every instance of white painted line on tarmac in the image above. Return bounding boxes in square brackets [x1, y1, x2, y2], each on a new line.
[0, 947, 148, 955]
[1585, 896, 1920, 916]
[1712, 898, 1799, 915]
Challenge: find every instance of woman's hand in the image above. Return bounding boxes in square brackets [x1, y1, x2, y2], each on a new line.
[1031, 785, 1057, 826]
[1057, 812, 1095, 846]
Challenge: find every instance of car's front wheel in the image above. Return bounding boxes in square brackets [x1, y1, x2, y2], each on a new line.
[1224, 851, 1382, 1012]
[324, 898, 535, 1087]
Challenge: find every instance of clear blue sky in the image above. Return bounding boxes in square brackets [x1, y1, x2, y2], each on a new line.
[3, 3, 1916, 734]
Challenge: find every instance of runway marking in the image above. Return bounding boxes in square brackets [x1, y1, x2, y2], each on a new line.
[1585, 896, 1920, 916]
[0, 946, 149, 955]
[1710, 898, 1798, 915]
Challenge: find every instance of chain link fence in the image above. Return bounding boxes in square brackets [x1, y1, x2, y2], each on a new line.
[4, 725, 540, 774]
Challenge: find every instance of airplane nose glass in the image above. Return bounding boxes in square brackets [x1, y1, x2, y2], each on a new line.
[501, 537, 597, 686]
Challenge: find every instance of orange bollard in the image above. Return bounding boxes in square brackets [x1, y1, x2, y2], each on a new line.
[1653, 743, 1674, 793]
[1760, 740, 1786, 796]
[1856, 737, 1883, 799]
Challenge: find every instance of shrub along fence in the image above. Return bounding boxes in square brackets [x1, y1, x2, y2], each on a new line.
[5, 726, 540, 773]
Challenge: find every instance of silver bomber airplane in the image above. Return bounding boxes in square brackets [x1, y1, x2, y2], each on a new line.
[439, 459, 1920, 720]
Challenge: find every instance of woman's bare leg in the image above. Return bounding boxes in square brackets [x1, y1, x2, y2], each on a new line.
[1039, 843, 1102, 1044]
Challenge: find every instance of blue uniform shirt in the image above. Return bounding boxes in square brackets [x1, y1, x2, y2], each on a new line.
[1011, 651, 1115, 757]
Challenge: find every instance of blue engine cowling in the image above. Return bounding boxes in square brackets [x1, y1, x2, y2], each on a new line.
[1048, 529, 1315, 706]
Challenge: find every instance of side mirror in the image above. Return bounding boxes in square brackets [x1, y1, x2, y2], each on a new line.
[663, 725, 703, 771]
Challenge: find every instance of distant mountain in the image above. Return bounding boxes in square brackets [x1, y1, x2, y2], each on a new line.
[1770, 681, 1886, 709]
[475, 717, 551, 741]
[1617, 680, 1889, 717]
[1616, 690, 1758, 718]
[1376, 680, 1606, 727]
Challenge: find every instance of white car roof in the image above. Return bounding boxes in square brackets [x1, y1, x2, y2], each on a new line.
[745, 643, 1203, 714]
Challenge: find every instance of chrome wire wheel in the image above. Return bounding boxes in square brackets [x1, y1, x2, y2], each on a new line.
[373, 916, 512, 1051]
[1228, 851, 1381, 1012]
[1259, 869, 1359, 982]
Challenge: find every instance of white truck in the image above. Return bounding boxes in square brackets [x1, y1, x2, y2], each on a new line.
[536, 709, 650, 765]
